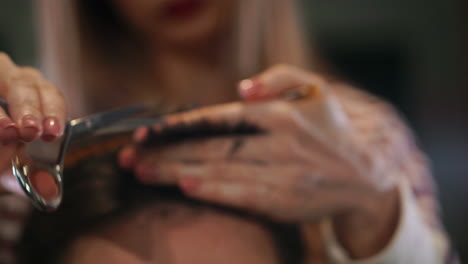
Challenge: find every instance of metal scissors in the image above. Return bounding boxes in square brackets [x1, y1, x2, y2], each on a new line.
[9, 86, 313, 212]
[12, 104, 147, 211]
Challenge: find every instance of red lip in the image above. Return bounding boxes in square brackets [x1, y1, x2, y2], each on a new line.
[163, 0, 205, 21]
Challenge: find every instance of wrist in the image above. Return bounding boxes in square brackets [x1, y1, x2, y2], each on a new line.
[332, 186, 400, 259]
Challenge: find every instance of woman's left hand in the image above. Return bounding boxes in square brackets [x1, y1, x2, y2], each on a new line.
[119, 65, 400, 258]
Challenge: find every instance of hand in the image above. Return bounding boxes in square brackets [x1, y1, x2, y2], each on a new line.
[120, 64, 400, 258]
[0, 52, 66, 196]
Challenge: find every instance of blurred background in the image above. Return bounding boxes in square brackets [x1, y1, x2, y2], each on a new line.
[0, 0, 466, 261]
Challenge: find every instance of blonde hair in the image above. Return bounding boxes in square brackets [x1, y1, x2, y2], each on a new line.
[38, 0, 311, 117]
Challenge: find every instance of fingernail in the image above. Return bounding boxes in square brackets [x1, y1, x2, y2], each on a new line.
[0, 120, 18, 142]
[20, 115, 40, 142]
[42, 117, 61, 142]
[239, 79, 261, 99]
[119, 147, 137, 169]
[136, 163, 156, 182]
[133, 127, 148, 143]
[29, 170, 59, 201]
[179, 178, 200, 193]
[0, 119, 16, 129]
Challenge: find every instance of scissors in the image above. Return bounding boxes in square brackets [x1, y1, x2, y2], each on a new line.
[9, 85, 313, 212]
[12, 104, 148, 211]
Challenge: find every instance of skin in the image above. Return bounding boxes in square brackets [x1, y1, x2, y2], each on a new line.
[0, 0, 399, 261]
[64, 204, 279, 264]
[0, 53, 66, 197]
[0, 54, 66, 143]
[120, 65, 400, 259]
[112, 0, 235, 48]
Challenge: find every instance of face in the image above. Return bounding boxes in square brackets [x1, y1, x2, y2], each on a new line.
[64, 203, 279, 264]
[111, 0, 235, 47]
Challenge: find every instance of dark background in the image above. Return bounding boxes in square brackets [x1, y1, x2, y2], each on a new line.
[1, 0, 467, 261]
[302, 1, 468, 261]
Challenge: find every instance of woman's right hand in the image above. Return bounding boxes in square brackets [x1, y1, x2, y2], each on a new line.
[0, 52, 66, 143]
[0, 52, 66, 194]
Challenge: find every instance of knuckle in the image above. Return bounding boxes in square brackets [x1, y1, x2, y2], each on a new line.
[261, 186, 279, 210]
[268, 101, 297, 120]
[264, 192, 291, 221]
[213, 164, 228, 179]
[0, 52, 12, 64]
[290, 172, 316, 195]
[9, 67, 41, 86]
[271, 136, 297, 160]
[20, 67, 42, 79]
[271, 63, 292, 74]
[287, 137, 310, 159]
[41, 80, 65, 100]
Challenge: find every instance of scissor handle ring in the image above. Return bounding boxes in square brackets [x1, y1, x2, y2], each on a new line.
[12, 156, 63, 211]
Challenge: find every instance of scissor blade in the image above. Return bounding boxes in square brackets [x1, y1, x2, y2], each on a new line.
[93, 117, 165, 135]
[69, 104, 148, 138]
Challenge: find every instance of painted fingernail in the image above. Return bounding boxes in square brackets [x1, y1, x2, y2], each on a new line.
[42, 117, 61, 142]
[179, 178, 200, 193]
[29, 170, 59, 201]
[20, 115, 40, 142]
[0, 120, 18, 142]
[136, 163, 156, 182]
[0, 119, 15, 128]
[133, 127, 148, 143]
[118, 147, 137, 169]
[239, 79, 261, 99]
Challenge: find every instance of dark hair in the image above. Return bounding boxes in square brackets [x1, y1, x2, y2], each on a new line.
[17, 121, 305, 264]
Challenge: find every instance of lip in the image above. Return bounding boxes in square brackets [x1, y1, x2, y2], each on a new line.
[162, 0, 206, 21]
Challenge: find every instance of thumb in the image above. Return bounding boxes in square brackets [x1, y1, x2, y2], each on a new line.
[0, 171, 25, 196]
[238, 64, 325, 101]
[29, 170, 59, 201]
[0, 144, 24, 196]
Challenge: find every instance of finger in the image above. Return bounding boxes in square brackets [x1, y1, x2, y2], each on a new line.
[118, 145, 138, 169]
[133, 126, 149, 143]
[158, 99, 302, 133]
[149, 137, 235, 161]
[0, 54, 20, 143]
[0, 144, 20, 195]
[178, 175, 377, 222]
[0, 52, 16, 87]
[37, 80, 66, 141]
[138, 129, 345, 171]
[154, 101, 270, 134]
[135, 160, 375, 221]
[160, 101, 247, 128]
[117, 128, 148, 165]
[135, 160, 316, 194]
[0, 108, 19, 143]
[180, 179, 272, 213]
[140, 136, 272, 162]
[135, 156, 367, 193]
[238, 64, 326, 100]
[5, 67, 43, 142]
[29, 170, 59, 201]
[178, 178, 301, 221]
[0, 144, 15, 170]
[0, 171, 25, 196]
